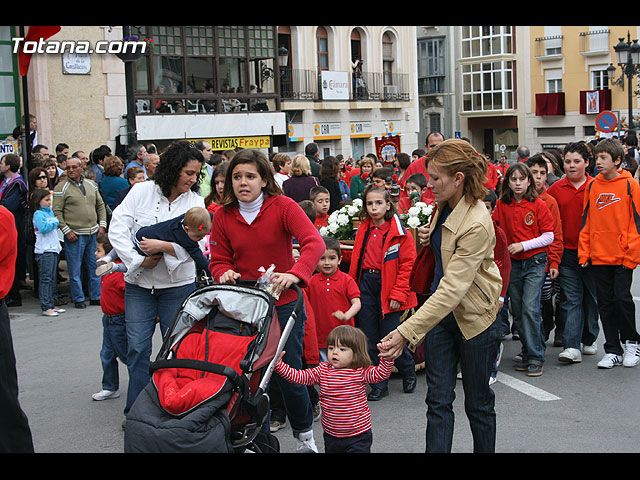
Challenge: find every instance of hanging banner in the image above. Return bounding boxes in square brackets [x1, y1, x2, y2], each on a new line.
[375, 135, 401, 165]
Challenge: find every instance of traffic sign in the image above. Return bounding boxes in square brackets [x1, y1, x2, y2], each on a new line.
[596, 110, 618, 133]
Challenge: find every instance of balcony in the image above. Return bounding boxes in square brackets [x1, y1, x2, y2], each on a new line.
[535, 92, 565, 116]
[579, 29, 610, 56]
[535, 35, 563, 60]
[418, 75, 446, 95]
[279, 69, 410, 102]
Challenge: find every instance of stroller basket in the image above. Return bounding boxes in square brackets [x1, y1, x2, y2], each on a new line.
[124, 282, 302, 453]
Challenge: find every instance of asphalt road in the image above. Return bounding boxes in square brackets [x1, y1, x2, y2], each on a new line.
[7, 268, 640, 454]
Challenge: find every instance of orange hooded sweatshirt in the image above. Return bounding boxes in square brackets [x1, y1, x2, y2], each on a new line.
[578, 169, 640, 269]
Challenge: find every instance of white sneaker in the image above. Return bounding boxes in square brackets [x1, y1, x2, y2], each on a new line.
[295, 430, 318, 453]
[42, 309, 59, 317]
[92, 389, 120, 401]
[623, 341, 640, 367]
[597, 353, 623, 369]
[558, 348, 582, 364]
[581, 343, 597, 355]
[96, 262, 115, 277]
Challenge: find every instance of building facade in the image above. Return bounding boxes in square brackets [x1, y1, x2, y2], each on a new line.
[527, 25, 640, 153]
[11, 26, 420, 163]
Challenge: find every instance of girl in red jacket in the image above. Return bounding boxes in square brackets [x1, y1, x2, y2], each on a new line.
[209, 149, 325, 453]
[348, 184, 417, 401]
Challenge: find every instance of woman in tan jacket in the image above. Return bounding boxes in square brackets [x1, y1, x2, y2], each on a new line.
[379, 139, 502, 453]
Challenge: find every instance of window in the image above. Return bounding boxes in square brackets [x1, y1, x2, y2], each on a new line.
[130, 26, 279, 114]
[545, 68, 563, 93]
[462, 61, 514, 112]
[460, 26, 512, 59]
[418, 37, 445, 94]
[591, 67, 610, 90]
[382, 32, 394, 86]
[317, 27, 329, 71]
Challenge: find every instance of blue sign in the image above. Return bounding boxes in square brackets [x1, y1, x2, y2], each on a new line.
[596, 110, 617, 133]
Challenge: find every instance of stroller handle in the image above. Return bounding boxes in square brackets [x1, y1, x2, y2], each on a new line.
[254, 282, 304, 396]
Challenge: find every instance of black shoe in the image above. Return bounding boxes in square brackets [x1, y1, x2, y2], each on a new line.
[89, 299, 101, 306]
[402, 372, 417, 393]
[5, 298, 22, 307]
[54, 297, 68, 306]
[74, 302, 86, 309]
[367, 387, 388, 401]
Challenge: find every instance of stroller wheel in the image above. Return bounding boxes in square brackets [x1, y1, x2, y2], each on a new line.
[242, 430, 280, 453]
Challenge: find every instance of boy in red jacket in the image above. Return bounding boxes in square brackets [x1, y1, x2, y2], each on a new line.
[93, 232, 128, 402]
[526, 155, 564, 343]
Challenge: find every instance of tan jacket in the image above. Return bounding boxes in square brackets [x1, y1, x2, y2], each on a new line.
[397, 197, 502, 346]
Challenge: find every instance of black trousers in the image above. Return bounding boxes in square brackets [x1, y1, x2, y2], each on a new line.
[591, 265, 640, 356]
[323, 429, 372, 453]
[0, 298, 34, 452]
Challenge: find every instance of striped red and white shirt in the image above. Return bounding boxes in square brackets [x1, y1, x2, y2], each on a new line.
[275, 358, 394, 438]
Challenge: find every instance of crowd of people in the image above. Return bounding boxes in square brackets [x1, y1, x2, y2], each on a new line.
[2, 126, 640, 454]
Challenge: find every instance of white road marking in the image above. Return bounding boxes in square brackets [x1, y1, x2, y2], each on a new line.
[497, 373, 561, 401]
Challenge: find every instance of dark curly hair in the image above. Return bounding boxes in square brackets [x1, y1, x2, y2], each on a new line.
[153, 141, 204, 198]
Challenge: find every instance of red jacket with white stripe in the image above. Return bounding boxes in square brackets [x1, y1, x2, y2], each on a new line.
[348, 214, 417, 316]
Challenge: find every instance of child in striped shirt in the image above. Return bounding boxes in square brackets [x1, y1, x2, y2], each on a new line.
[275, 325, 393, 453]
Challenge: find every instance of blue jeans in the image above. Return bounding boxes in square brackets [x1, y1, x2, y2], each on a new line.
[424, 313, 500, 453]
[358, 271, 415, 389]
[557, 249, 599, 350]
[64, 233, 100, 303]
[123, 281, 195, 415]
[269, 300, 314, 437]
[508, 252, 547, 365]
[35, 252, 59, 311]
[100, 313, 128, 391]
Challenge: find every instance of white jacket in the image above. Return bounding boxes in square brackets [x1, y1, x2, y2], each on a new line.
[108, 181, 205, 289]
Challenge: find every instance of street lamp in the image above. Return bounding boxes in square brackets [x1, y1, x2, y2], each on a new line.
[609, 31, 640, 133]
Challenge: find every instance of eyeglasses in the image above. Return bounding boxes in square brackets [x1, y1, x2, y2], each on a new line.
[66, 165, 80, 170]
[37, 175, 47, 179]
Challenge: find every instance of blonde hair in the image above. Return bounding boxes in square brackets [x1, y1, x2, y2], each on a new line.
[358, 157, 375, 173]
[290, 154, 311, 176]
[425, 138, 488, 203]
[326, 325, 371, 369]
[184, 206, 212, 233]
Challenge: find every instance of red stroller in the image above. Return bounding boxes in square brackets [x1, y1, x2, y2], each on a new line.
[123, 281, 303, 453]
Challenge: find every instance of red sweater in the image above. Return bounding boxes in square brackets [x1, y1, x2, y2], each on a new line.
[538, 189, 564, 272]
[209, 194, 325, 306]
[493, 196, 555, 261]
[275, 357, 394, 437]
[547, 175, 592, 250]
[0, 206, 17, 299]
[100, 264, 125, 315]
[492, 220, 510, 299]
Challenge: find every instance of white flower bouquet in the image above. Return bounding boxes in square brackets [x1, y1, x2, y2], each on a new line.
[319, 198, 363, 241]
[405, 202, 435, 229]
